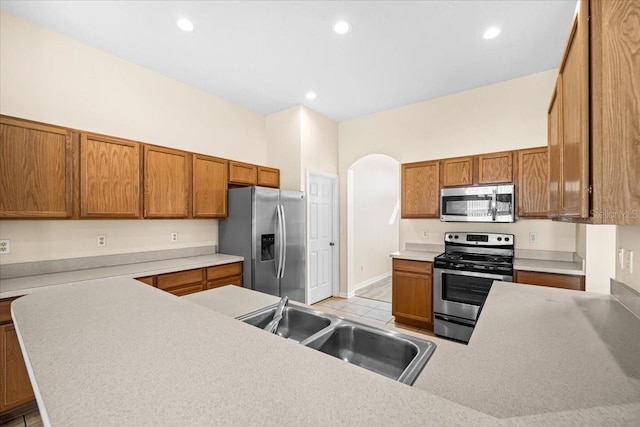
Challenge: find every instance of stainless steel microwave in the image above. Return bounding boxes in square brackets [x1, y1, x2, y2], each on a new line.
[440, 184, 515, 222]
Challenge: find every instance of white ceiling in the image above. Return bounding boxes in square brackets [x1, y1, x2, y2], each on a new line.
[0, 0, 576, 122]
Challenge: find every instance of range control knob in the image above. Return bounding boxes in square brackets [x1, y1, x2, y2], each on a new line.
[448, 234, 453, 239]
[505, 237, 510, 242]
[497, 237, 502, 242]
[454, 235, 459, 239]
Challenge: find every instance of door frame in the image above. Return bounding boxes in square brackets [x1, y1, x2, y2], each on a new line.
[305, 169, 340, 303]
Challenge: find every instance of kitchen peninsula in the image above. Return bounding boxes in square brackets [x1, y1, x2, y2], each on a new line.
[10, 277, 640, 426]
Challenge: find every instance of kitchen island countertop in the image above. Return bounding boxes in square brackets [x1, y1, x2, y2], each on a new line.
[11, 277, 640, 425]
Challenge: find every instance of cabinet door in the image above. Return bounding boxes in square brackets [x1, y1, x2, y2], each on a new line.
[193, 154, 228, 218]
[257, 166, 280, 188]
[517, 147, 549, 218]
[590, 0, 640, 225]
[441, 156, 473, 187]
[0, 323, 35, 413]
[144, 145, 191, 218]
[0, 116, 73, 218]
[559, 1, 590, 218]
[477, 151, 513, 184]
[548, 80, 562, 219]
[392, 260, 433, 329]
[228, 161, 257, 186]
[80, 133, 142, 218]
[401, 161, 440, 218]
[207, 276, 243, 289]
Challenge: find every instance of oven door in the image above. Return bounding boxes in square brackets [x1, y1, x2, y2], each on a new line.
[433, 268, 512, 321]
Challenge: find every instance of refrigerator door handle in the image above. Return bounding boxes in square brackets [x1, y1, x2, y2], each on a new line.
[276, 204, 285, 279]
[280, 204, 287, 279]
[275, 204, 281, 278]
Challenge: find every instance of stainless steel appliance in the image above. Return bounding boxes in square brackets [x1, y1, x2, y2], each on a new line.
[433, 232, 514, 343]
[440, 184, 515, 222]
[219, 186, 305, 303]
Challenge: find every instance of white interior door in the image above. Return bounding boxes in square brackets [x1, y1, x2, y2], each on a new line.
[307, 171, 337, 304]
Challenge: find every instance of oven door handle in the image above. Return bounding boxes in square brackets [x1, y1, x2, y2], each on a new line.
[434, 268, 512, 281]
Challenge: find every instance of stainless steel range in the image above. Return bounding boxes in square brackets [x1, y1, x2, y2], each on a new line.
[433, 232, 514, 343]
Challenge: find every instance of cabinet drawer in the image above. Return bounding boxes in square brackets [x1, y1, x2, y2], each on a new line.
[207, 262, 242, 280]
[156, 269, 204, 290]
[0, 298, 16, 324]
[207, 275, 243, 289]
[515, 270, 585, 291]
[166, 283, 205, 297]
[392, 259, 432, 275]
[135, 276, 155, 287]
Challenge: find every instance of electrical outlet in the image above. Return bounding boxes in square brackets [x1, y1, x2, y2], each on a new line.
[422, 230, 429, 239]
[360, 265, 364, 272]
[171, 232, 178, 243]
[0, 239, 10, 254]
[627, 250, 634, 274]
[529, 232, 537, 244]
[96, 235, 106, 248]
[618, 248, 626, 269]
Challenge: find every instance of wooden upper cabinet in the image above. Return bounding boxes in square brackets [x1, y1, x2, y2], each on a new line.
[144, 145, 191, 218]
[441, 156, 473, 187]
[257, 166, 280, 188]
[517, 147, 549, 218]
[0, 116, 73, 218]
[590, 0, 640, 224]
[80, 133, 142, 218]
[548, 80, 562, 219]
[401, 161, 440, 218]
[558, 0, 590, 218]
[477, 151, 513, 184]
[193, 154, 228, 218]
[228, 161, 257, 185]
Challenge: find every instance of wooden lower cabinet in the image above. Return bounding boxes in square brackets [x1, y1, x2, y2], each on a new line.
[392, 259, 433, 330]
[515, 270, 585, 291]
[135, 262, 243, 295]
[0, 321, 36, 416]
[207, 262, 243, 290]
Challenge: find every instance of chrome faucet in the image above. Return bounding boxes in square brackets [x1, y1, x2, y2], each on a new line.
[264, 296, 289, 333]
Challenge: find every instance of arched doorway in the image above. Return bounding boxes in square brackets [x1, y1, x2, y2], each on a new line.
[347, 154, 400, 302]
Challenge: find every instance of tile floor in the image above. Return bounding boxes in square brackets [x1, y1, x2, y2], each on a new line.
[312, 295, 435, 338]
[0, 409, 42, 427]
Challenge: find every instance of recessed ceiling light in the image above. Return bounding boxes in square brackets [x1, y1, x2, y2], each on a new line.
[334, 20, 351, 35]
[305, 91, 317, 100]
[483, 26, 501, 40]
[177, 18, 194, 32]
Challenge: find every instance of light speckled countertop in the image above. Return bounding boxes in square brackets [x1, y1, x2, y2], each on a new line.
[12, 279, 640, 426]
[391, 250, 585, 276]
[0, 254, 243, 299]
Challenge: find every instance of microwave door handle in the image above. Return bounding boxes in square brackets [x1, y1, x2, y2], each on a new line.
[491, 189, 497, 221]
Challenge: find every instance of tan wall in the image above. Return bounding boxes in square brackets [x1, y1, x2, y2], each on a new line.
[337, 69, 572, 294]
[300, 106, 339, 188]
[0, 12, 267, 264]
[616, 225, 640, 293]
[266, 106, 302, 190]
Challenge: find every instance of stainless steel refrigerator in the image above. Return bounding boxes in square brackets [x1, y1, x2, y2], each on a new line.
[219, 186, 306, 303]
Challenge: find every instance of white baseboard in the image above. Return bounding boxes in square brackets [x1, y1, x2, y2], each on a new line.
[354, 272, 391, 292]
[339, 291, 355, 298]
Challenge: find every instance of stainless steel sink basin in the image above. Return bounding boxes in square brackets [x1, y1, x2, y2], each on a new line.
[237, 303, 436, 385]
[305, 319, 435, 385]
[237, 304, 333, 343]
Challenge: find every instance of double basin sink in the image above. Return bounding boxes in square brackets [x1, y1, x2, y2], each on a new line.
[236, 303, 436, 386]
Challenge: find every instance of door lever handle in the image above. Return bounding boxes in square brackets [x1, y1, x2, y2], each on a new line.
[329, 242, 335, 246]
